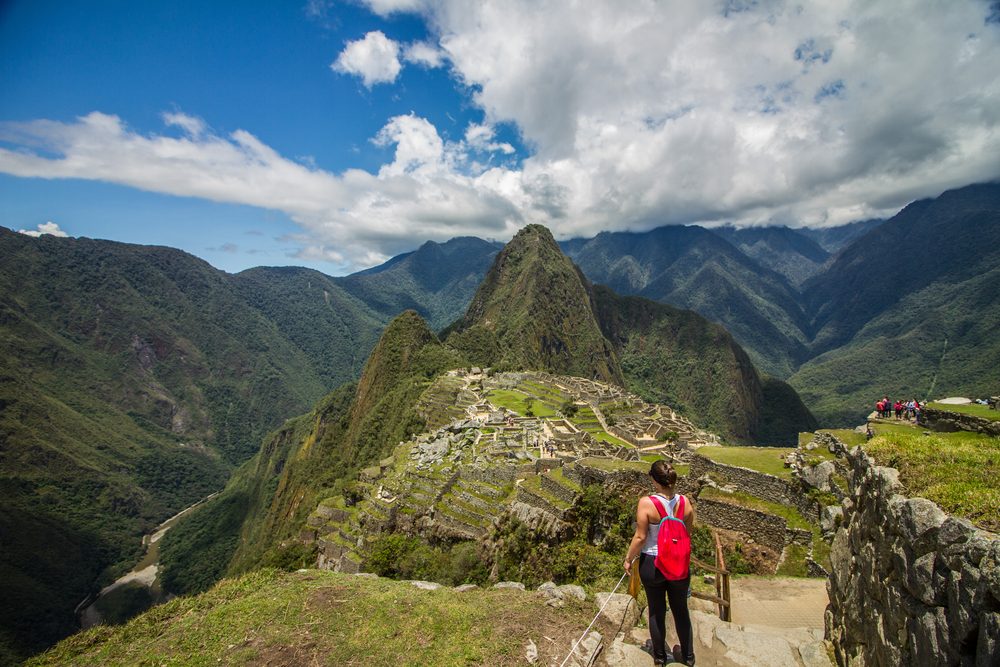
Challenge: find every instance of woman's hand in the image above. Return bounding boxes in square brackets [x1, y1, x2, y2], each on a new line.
[623, 557, 632, 573]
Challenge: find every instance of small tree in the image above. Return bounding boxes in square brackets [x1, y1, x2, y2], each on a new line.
[561, 400, 579, 418]
[524, 396, 535, 417]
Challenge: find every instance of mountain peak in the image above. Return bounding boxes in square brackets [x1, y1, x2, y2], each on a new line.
[447, 225, 623, 384]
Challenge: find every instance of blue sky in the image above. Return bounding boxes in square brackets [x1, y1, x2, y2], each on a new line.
[2, 1, 999, 274]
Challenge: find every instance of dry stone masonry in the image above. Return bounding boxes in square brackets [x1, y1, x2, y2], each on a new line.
[820, 434, 1000, 666]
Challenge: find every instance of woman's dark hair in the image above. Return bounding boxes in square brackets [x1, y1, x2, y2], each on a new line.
[649, 460, 677, 487]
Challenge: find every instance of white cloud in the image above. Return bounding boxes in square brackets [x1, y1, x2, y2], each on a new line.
[403, 41, 446, 68]
[18, 221, 69, 237]
[464, 122, 515, 155]
[0, 111, 525, 272]
[361, 0, 426, 17]
[163, 111, 207, 137]
[332, 30, 402, 88]
[413, 0, 1000, 235]
[374, 113, 448, 177]
[3, 1, 1000, 269]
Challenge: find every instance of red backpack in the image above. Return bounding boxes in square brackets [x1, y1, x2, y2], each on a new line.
[649, 494, 691, 580]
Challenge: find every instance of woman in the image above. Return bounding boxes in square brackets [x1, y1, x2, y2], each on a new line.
[624, 460, 695, 666]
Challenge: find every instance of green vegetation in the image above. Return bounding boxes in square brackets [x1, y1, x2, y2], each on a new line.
[593, 286, 815, 445]
[567, 405, 630, 446]
[862, 428, 1000, 530]
[27, 569, 610, 667]
[447, 225, 623, 384]
[161, 312, 468, 596]
[697, 446, 796, 479]
[926, 401, 1000, 421]
[365, 535, 488, 585]
[822, 428, 866, 447]
[486, 389, 557, 418]
[776, 544, 810, 577]
[699, 487, 811, 531]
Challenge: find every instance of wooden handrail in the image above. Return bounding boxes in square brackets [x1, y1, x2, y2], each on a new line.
[690, 591, 730, 607]
[691, 530, 732, 621]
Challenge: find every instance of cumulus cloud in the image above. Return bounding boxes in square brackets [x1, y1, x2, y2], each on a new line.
[332, 30, 402, 87]
[400, 0, 1000, 235]
[4, 1, 1000, 269]
[0, 111, 526, 271]
[18, 221, 69, 238]
[403, 41, 446, 68]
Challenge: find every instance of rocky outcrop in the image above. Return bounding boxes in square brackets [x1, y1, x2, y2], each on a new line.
[825, 438, 1000, 666]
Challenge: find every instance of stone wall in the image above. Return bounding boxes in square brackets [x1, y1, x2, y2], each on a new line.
[924, 407, 1000, 437]
[826, 439, 1000, 666]
[690, 453, 820, 523]
[540, 474, 578, 505]
[564, 460, 696, 497]
[696, 498, 789, 555]
[462, 462, 534, 486]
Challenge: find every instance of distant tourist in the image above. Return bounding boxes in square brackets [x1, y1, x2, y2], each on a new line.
[624, 461, 695, 666]
[894, 400, 903, 419]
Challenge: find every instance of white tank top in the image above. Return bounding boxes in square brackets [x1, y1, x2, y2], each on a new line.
[641, 493, 682, 556]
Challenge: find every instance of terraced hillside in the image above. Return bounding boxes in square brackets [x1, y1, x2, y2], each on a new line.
[305, 369, 718, 570]
[304, 369, 832, 585]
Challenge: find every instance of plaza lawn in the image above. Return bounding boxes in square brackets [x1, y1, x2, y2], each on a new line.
[926, 402, 1000, 421]
[697, 446, 795, 479]
[486, 389, 558, 418]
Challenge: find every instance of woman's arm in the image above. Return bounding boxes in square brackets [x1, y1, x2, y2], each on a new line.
[624, 496, 652, 572]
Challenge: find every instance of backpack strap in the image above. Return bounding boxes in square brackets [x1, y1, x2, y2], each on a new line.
[648, 494, 667, 519]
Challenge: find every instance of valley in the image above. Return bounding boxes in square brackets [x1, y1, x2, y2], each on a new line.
[2, 183, 999, 664]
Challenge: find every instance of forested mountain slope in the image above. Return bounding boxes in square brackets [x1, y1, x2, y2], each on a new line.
[561, 225, 812, 377]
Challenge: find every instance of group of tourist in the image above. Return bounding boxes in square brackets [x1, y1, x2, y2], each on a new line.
[874, 396, 923, 421]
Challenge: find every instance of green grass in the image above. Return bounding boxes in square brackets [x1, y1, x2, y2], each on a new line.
[519, 475, 572, 510]
[927, 402, 1000, 421]
[697, 446, 795, 479]
[812, 530, 832, 571]
[699, 487, 812, 531]
[820, 429, 866, 447]
[862, 429, 1000, 530]
[775, 544, 809, 577]
[486, 390, 558, 418]
[546, 467, 582, 492]
[28, 569, 607, 667]
[566, 406, 631, 447]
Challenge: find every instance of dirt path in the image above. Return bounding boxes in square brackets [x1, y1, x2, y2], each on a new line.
[730, 576, 828, 630]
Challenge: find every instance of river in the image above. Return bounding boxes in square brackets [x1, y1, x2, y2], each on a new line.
[76, 491, 219, 628]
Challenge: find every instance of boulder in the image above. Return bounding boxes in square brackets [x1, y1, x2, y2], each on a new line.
[892, 497, 947, 556]
[801, 460, 836, 491]
[978, 612, 1000, 666]
[410, 580, 442, 590]
[557, 584, 587, 601]
[493, 581, 526, 591]
[595, 592, 640, 630]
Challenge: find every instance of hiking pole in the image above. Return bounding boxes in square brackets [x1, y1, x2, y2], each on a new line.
[557, 569, 630, 667]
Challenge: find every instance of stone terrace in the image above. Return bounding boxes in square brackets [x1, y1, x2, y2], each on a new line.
[305, 368, 725, 574]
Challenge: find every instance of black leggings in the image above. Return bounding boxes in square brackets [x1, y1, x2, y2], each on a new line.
[639, 553, 693, 663]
